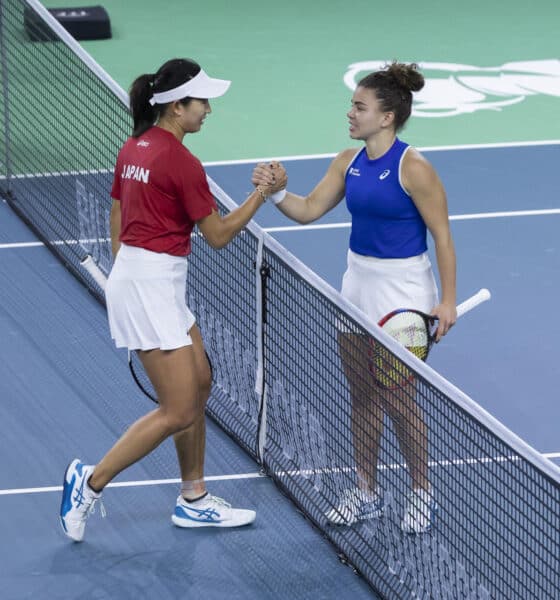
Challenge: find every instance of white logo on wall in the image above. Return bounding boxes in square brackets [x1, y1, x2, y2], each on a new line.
[344, 60, 560, 117]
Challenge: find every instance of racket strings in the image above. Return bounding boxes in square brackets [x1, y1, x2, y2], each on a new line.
[383, 312, 431, 355]
[369, 312, 433, 388]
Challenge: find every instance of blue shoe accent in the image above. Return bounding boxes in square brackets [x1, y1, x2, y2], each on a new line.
[174, 504, 221, 523]
[60, 472, 77, 520]
[59, 459, 101, 542]
[171, 495, 256, 528]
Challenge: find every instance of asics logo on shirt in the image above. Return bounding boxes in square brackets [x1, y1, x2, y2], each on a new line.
[349, 167, 361, 176]
[379, 169, 390, 180]
[137, 140, 150, 147]
[121, 163, 150, 183]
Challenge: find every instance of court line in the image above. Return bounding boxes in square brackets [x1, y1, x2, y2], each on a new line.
[265, 208, 560, 233]
[1, 207, 560, 250]
[1, 140, 558, 178]
[203, 139, 560, 167]
[3, 450, 559, 496]
[0, 471, 266, 496]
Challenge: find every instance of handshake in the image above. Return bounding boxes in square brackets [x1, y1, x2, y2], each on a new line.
[252, 161, 288, 205]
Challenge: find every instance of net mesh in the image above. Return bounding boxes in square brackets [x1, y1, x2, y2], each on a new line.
[2, 2, 560, 598]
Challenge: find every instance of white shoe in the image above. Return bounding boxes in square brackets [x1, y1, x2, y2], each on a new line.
[325, 488, 383, 526]
[172, 494, 256, 528]
[59, 459, 103, 542]
[401, 488, 437, 534]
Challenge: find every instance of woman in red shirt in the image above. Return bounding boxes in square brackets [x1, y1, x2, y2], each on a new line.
[60, 58, 284, 541]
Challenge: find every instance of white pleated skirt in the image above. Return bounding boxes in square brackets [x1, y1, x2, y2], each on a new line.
[341, 250, 438, 324]
[106, 244, 195, 350]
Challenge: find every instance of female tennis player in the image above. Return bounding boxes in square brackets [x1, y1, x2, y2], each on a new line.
[60, 58, 284, 542]
[253, 62, 456, 533]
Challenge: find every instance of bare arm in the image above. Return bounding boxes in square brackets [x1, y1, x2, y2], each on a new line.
[402, 148, 457, 339]
[197, 185, 273, 249]
[252, 149, 358, 224]
[110, 199, 121, 257]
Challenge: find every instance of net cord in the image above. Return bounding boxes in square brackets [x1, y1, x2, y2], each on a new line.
[207, 178, 560, 485]
[3, 5, 559, 596]
[14, 3, 558, 487]
[24, 0, 128, 107]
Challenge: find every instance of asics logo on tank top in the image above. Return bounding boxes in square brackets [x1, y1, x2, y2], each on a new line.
[379, 169, 390, 180]
[137, 140, 150, 148]
[348, 167, 361, 177]
[121, 164, 150, 184]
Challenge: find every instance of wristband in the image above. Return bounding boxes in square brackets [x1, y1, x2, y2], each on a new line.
[267, 189, 287, 205]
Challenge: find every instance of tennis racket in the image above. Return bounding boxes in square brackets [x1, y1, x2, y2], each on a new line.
[81, 255, 159, 403]
[370, 288, 491, 388]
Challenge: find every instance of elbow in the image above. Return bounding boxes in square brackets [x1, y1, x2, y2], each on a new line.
[207, 239, 228, 250]
[202, 231, 229, 250]
[288, 212, 316, 225]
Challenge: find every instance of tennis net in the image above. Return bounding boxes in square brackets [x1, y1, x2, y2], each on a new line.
[2, 2, 559, 598]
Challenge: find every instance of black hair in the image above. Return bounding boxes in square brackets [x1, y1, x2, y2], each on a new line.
[358, 62, 424, 131]
[129, 58, 201, 137]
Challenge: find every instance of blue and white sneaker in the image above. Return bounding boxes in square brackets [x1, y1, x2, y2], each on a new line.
[401, 488, 437, 534]
[326, 487, 384, 525]
[59, 459, 103, 542]
[171, 494, 256, 528]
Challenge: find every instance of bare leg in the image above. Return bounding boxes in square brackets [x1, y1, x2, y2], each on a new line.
[89, 344, 200, 491]
[339, 332, 430, 492]
[173, 326, 212, 499]
[338, 332, 384, 492]
[352, 395, 384, 491]
[385, 383, 430, 491]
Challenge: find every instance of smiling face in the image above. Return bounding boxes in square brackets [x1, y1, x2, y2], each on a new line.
[177, 98, 211, 133]
[347, 86, 394, 141]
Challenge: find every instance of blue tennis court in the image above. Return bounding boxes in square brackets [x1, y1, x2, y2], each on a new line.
[1, 1, 560, 599]
[0, 200, 380, 599]
[207, 142, 560, 458]
[2, 142, 560, 600]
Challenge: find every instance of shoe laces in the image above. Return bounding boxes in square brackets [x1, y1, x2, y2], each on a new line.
[206, 495, 231, 509]
[87, 497, 107, 519]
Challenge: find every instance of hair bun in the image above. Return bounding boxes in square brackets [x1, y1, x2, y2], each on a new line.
[387, 62, 425, 93]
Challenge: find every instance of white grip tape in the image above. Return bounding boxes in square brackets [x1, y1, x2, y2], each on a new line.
[81, 255, 108, 291]
[456, 288, 491, 318]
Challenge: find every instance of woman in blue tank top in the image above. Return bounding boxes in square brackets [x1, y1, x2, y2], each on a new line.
[253, 62, 457, 534]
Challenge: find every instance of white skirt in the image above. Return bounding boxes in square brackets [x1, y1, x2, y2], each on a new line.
[106, 244, 195, 350]
[341, 250, 438, 324]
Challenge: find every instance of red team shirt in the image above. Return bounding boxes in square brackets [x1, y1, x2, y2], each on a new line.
[111, 127, 217, 256]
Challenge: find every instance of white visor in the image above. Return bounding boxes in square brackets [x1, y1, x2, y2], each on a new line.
[148, 69, 231, 105]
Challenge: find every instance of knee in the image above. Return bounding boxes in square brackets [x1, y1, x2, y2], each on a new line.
[390, 404, 424, 431]
[162, 406, 197, 434]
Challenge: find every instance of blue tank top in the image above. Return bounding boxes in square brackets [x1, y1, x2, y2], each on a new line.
[345, 138, 427, 258]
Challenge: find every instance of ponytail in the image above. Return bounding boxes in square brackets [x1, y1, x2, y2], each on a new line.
[129, 73, 158, 138]
[128, 59, 202, 137]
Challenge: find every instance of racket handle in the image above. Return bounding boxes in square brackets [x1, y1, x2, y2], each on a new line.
[81, 255, 108, 291]
[456, 288, 491, 318]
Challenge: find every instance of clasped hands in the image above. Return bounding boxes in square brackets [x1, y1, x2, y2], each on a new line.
[252, 161, 287, 197]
